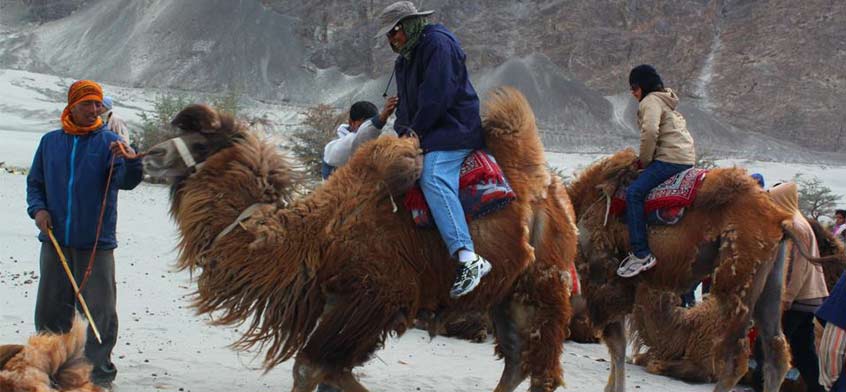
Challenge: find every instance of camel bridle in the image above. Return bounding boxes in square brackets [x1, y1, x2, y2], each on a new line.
[170, 136, 209, 175]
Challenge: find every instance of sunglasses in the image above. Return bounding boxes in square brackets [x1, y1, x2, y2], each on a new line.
[386, 24, 402, 38]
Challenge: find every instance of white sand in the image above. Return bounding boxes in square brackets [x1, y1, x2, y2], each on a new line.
[0, 169, 724, 391]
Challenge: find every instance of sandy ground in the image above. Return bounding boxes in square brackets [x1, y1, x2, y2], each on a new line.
[0, 170, 729, 391]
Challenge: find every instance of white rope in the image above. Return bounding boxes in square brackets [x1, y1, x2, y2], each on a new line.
[389, 193, 398, 213]
[172, 137, 197, 168]
[212, 203, 265, 245]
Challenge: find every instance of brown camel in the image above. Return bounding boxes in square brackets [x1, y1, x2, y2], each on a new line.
[628, 216, 846, 388]
[567, 149, 816, 392]
[142, 87, 578, 392]
[0, 316, 103, 392]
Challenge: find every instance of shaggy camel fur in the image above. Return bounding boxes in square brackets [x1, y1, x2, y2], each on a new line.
[629, 216, 846, 387]
[142, 87, 578, 392]
[0, 316, 103, 392]
[567, 148, 806, 392]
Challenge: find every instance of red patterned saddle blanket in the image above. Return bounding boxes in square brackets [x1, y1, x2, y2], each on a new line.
[403, 150, 516, 228]
[609, 168, 708, 225]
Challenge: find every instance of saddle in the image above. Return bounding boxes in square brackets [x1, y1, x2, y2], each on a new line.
[403, 150, 516, 228]
[608, 168, 708, 225]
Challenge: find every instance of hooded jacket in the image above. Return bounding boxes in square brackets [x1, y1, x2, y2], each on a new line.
[769, 182, 829, 310]
[637, 89, 696, 166]
[26, 126, 143, 249]
[393, 24, 484, 153]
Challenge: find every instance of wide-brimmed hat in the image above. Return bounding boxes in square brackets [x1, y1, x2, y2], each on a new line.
[375, 1, 434, 39]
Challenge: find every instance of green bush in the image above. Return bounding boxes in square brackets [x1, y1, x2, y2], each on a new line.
[288, 104, 346, 181]
[135, 93, 195, 152]
[135, 89, 243, 153]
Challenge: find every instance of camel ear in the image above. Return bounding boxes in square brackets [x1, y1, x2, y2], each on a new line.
[0, 344, 23, 369]
[171, 104, 221, 133]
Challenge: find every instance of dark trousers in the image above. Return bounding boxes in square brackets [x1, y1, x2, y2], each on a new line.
[752, 310, 824, 392]
[626, 160, 692, 257]
[34, 242, 118, 384]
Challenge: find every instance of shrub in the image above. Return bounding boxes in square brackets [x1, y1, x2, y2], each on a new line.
[288, 104, 346, 181]
[793, 173, 842, 219]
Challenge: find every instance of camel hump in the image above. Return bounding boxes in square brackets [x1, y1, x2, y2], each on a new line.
[482, 87, 549, 199]
[171, 103, 222, 132]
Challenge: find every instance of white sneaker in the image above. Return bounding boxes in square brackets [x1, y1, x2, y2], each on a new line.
[616, 253, 657, 278]
[450, 256, 492, 298]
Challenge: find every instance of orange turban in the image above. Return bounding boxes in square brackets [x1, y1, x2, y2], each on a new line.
[61, 80, 104, 135]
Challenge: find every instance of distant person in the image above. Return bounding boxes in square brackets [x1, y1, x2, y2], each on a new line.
[321, 98, 399, 180]
[100, 96, 131, 145]
[751, 182, 828, 392]
[751, 173, 765, 188]
[377, 1, 491, 298]
[834, 209, 846, 243]
[26, 80, 143, 388]
[816, 271, 846, 392]
[617, 64, 696, 278]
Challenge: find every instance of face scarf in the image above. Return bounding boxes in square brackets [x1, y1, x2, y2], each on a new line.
[61, 80, 104, 135]
[394, 16, 429, 61]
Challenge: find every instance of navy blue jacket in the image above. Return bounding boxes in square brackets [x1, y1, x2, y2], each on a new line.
[26, 126, 144, 249]
[394, 24, 484, 153]
[818, 272, 846, 330]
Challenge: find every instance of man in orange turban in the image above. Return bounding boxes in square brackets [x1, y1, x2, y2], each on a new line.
[26, 80, 143, 389]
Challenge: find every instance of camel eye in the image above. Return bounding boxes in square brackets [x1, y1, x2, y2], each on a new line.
[191, 143, 209, 155]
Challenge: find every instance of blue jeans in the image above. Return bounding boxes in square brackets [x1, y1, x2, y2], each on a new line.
[420, 149, 474, 256]
[626, 160, 692, 258]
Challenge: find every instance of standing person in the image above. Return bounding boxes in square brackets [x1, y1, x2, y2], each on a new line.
[751, 182, 829, 392]
[617, 64, 696, 278]
[100, 96, 131, 145]
[322, 98, 399, 180]
[833, 209, 846, 243]
[26, 80, 143, 388]
[376, 1, 489, 298]
[817, 272, 846, 392]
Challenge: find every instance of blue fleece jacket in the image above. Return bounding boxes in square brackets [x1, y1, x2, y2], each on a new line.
[26, 126, 143, 249]
[393, 24, 484, 153]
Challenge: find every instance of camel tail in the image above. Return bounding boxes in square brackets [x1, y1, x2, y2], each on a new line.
[782, 221, 846, 267]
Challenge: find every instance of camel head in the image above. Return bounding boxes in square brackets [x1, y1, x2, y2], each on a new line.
[143, 104, 242, 181]
[344, 135, 423, 195]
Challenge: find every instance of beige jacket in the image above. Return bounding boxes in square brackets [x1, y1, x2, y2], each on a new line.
[637, 89, 696, 166]
[769, 183, 829, 309]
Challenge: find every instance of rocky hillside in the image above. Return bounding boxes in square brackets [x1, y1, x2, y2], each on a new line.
[1, 0, 843, 159]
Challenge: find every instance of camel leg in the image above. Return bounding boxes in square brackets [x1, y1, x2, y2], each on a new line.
[711, 230, 780, 392]
[752, 240, 790, 392]
[292, 356, 325, 392]
[602, 321, 626, 392]
[491, 301, 528, 392]
[319, 369, 369, 392]
[520, 266, 571, 392]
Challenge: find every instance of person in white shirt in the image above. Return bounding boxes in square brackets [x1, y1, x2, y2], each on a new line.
[321, 97, 399, 179]
[100, 96, 131, 145]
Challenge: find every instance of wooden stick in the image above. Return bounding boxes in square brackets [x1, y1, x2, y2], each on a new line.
[46, 229, 103, 344]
